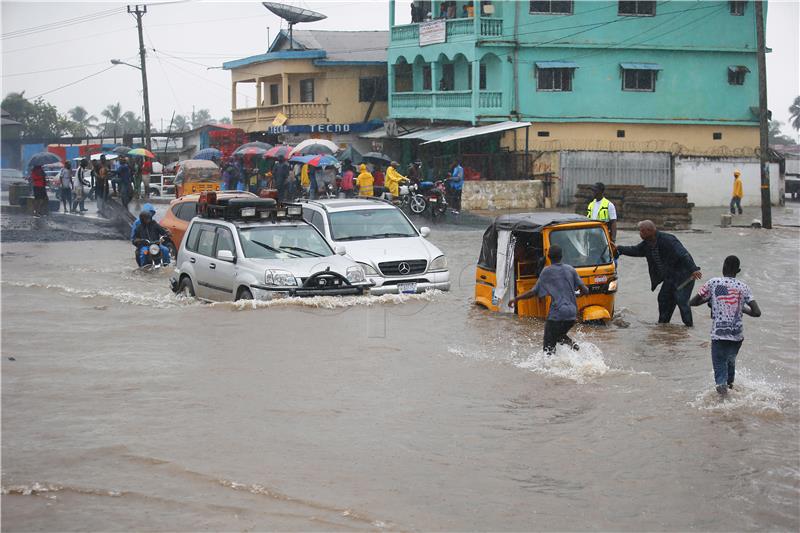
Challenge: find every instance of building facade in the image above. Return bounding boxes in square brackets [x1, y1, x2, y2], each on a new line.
[386, 0, 771, 205]
[224, 30, 389, 148]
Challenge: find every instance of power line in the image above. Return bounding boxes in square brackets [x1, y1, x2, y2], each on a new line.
[31, 65, 116, 99]
[1, 7, 124, 40]
[1, 60, 118, 78]
[2, 25, 135, 54]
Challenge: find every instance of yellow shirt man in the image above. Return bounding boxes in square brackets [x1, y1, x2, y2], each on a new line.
[385, 164, 407, 197]
[730, 169, 743, 215]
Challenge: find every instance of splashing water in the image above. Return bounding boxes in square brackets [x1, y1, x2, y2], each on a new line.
[515, 341, 611, 384]
[218, 290, 442, 311]
[688, 368, 790, 416]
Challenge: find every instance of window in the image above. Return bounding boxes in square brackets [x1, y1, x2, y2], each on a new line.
[623, 69, 656, 91]
[196, 226, 217, 257]
[302, 208, 326, 234]
[549, 227, 611, 268]
[440, 63, 455, 91]
[328, 209, 417, 241]
[537, 67, 574, 91]
[299, 79, 314, 102]
[729, 1, 745, 15]
[713, 132, 723, 140]
[359, 77, 388, 102]
[422, 65, 432, 91]
[238, 225, 332, 259]
[537, 131, 550, 137]
[269, 84, 279, 105]
[530, 1, 573, 14]
[185, 223, 203, 252]
[728, 66, 749, 85]
[175, 202, 197, 222]
[287, 85, 292, 103]
[467, 64, 487, 90]
[215, 227, 235, 256]
[618, 1, 655, 16]
[617, 129, 626, 138]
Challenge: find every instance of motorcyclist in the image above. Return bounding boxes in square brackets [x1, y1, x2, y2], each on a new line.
[130, 202, 156, 240]
[132, 209, 171, 266]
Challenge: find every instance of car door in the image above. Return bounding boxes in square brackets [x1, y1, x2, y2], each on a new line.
[204, 226, 237, 300]
[192, 223, 219, 300]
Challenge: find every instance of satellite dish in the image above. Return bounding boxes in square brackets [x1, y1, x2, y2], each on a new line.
[262, 2, 327, 50]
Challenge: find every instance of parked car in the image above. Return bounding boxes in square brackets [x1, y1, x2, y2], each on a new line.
[160, 191, 258, 252]
[1, 168, 26, 191]
[170, 196, 370, 301]
[299, 198, 450, 295]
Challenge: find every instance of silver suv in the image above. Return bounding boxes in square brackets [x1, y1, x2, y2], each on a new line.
[170, 198, 371, 301]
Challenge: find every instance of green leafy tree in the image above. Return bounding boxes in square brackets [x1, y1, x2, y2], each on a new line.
[67, 106, 98, 136]
[171, 114, 190, 132]
[790, 96, 800, 131]
[218, 116, 232, 124]
[120, 111, 142, 134]
[0, 91, 68, 139]
[192, 108, 212, 127]
[99, 102, 123, 141]
[768, 120, 797, 146]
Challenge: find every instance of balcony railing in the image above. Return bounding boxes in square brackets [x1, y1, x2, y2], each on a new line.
[394, 91, 503, 110]
[391, 17, 504, 43]
[232, 102, 329, 124]
[393, 92, 434, 108]
[479, 91, 502, 108]
[435, 91, 471, 108]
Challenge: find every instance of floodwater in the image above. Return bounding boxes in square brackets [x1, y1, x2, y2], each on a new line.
[2, 208, 799, 531]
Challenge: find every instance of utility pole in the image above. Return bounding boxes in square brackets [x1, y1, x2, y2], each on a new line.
[755, 0, 772, 229]
[129, 4, 152, 151]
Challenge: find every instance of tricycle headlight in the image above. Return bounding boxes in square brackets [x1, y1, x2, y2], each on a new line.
[265, 269, 297, 286]
[358, 262, 379, 276]
[429, 255, 447, 272]
[346, 265, 366, 283]
[608, 280, 618, 292]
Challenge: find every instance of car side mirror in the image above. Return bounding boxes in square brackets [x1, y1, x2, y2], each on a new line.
[419, 227, 431, 238]
[217, 249, 236, 263]
[334, 245, 347, 256]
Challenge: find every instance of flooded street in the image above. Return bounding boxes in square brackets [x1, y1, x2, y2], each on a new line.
[2, 208, 799, 531]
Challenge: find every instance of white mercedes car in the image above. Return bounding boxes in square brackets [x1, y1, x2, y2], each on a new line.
[299, 198, 450, 295]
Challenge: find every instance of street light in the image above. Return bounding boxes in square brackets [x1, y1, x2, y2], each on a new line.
[110, 58, 140, 70]
[110, 51, 151, 152]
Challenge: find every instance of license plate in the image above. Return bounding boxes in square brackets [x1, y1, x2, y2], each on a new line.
[429, 198, 437, 202]
[594, 275, 607, 283]
[398, 282, 417, 294]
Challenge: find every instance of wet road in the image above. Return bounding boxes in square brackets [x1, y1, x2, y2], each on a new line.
[2, 208, 799, 531]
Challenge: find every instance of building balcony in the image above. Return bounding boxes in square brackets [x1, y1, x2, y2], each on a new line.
[232, 102, 330, 129]
[391, 90, 504, 121]
[390, 17, 503, 44]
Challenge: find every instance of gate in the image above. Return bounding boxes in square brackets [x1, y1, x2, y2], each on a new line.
[559, 151, 672, 206]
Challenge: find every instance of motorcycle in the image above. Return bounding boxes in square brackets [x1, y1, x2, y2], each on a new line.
[136, 235, 170, 270]
[400, 182, 427, 215]
[419, 180, 448, 219]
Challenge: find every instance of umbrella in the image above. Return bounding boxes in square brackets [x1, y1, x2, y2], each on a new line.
[128, 148, 155, 158]
[290, 143, 337, 156]
[195, 148, 222, 160]
[289, 154, 339, 168]
[27, 151, 61, 167]
[234, 146, 269, 157]
[292, 138, 338, 156]
[112, 145, 132, 155]
[362, 152, 393, 165]
[90, 152, 118, 161]
[338, 145, 362, 165]
[233, 141, 272, 155]
[264, 144, 294, 159]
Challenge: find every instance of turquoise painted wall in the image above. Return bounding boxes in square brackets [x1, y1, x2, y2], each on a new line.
[388, 0, 763, 125]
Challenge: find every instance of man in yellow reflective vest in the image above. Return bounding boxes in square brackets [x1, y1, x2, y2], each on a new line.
[586, 182, 617, 242]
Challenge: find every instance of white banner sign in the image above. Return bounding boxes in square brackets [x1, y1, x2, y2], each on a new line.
[419, 19, 446, 46]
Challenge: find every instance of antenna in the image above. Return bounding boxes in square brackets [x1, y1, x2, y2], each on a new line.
[262, 2, 326, 50]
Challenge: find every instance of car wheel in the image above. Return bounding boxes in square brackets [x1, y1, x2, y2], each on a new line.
[178, 276, 195, 297]
[236, 287, 253, 301]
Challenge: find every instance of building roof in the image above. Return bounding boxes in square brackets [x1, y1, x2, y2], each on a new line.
[224, 29, 388, 70]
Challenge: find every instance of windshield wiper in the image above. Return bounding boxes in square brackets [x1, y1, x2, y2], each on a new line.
[251, 240, 300, 257]
[279, 246, 324, 257]
[372, 232, 413, 238]
[335, 235, 371, 241]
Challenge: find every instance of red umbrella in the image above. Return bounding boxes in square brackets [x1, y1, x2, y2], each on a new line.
[265, 144, 294, 159]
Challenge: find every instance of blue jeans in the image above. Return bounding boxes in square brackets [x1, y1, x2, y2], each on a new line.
[730, 196, 742, 214]
[711, 339, 742, 386]
[137, 245, 171, 266]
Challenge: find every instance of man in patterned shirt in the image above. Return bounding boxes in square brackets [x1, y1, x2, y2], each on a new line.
[690, 256, 761, 396]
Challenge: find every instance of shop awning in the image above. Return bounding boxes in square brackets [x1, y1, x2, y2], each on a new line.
[619, 62, 662, 71]
[728, 65, 751, 73]
[421, 121, 532, 145]
[359, 126, 464, 141]
[535, 61, 579, 69]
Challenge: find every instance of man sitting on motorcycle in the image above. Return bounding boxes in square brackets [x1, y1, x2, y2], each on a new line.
[384, 161, 409, 202]
[132, 209, 171, 267]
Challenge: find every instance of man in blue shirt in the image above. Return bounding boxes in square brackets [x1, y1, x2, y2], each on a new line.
[509, 245, 589, 354]
[448, 159, 464, 213]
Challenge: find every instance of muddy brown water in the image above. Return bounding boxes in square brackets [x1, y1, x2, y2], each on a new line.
[2, 208, 799, 531]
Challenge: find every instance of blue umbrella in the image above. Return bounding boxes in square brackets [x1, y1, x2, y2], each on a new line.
[27, 151, 61, 167]
[289, 154, 339, 167]
[195, 148, 222, 160]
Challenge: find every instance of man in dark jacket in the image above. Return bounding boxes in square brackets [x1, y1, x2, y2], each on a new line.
[616, 220, 702, 326]
[272, 156, 290, 201]
[132, 210, 171, 266]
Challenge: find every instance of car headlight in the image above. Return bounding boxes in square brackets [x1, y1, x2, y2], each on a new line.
[608, 280, 618, 292]
[358, 262, 379, 276]
[346, 265, 366, 283]
[429, 255, 448, 272]
[265, 269, 297, 286]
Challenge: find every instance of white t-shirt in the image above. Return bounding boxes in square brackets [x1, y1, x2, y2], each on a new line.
[590, 199, 617, 221]
[696, 277, 754, 341]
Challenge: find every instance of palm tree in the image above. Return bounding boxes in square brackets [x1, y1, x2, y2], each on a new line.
[790, 96, 800, 131]
[172, 114, 190, 132]
[101, 102, 123, 143]
[120, 111, 142, 134]
[68, 106, 98, 136]
[192, 108, 212, 126]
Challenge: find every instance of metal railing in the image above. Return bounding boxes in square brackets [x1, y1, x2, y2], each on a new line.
[232, 102, 329, 123]
[391, 17, 504, 43]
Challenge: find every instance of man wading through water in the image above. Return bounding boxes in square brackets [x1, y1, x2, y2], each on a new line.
[616, 220, 702, 327]
[508, 245, 588, 354]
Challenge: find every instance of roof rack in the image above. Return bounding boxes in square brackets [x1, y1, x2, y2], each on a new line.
[199, 191, 303, 222]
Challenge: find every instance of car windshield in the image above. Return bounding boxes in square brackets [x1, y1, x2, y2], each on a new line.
[329, 208, 417, 241]
[238, 225, 333, 259]
[549, 227, 611, 268]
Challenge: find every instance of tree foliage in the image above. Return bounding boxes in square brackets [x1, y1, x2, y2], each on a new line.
[1, 91, 71, 139]
[790, 96, 800, 131]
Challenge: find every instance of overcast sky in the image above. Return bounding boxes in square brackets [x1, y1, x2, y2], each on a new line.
[1, 0, 798, 139]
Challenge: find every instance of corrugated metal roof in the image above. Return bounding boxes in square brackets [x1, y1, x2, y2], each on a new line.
[359, 126, 463, 141]
[619, 62, 662, 71]
[535, 61, 579, 69]
[271, 29, 388, 63]
[421, 121, 532, 145]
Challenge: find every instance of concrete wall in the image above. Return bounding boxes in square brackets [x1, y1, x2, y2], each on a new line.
[674, 158, 782, 207]
[462, 180, 543, 211]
